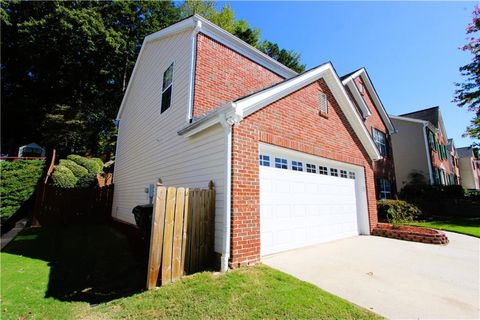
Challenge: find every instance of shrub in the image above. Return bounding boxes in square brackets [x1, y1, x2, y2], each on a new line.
[51, 165, 78, 188]
[377, 199, 421, 229]
[59, 159, 92, 187]
[91, 157, 104, 170]
[66, 154, 102, 175]
[0, 160, 45, 220]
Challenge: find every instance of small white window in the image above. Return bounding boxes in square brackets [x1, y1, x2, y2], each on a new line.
[330, 168, 338, 177]
[259, 155, 270, 167]
[348, 171, 356, 179]
[161, 63, 174, 113]
[306, 164, 316, 173]
[357, 82, 365, 95]
[275, 158, 288, 169]
[340, 170, 348, 178]
[292, 161, 303, 171]
[319, 92, 328, 114]
[319, 166, 328, 175]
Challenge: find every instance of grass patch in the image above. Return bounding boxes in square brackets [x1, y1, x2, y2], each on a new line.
[410, 217, 480, 238]
[2, 224, 380, 320]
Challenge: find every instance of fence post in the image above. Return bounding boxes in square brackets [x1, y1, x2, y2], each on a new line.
[32, 149, 56, 227]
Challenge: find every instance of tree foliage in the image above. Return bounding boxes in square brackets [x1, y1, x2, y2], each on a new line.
[454, 5, 480, 141]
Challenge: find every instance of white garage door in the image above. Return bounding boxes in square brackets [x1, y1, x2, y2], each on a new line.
[260, 144, 368, 256]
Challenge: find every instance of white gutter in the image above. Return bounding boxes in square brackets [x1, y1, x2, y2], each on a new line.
[219, 113, 235, 272]
[187, 20, 202, 122]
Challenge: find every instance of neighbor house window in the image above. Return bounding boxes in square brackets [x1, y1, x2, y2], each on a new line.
[340, 170, 348, 178]
[348, 171, 356, 179]
[306, 164, 317, 173]
[372, 128, 388, 157]
[377, 179, 391, 199]
[275, 157, 288, 169]
[161, 63, 174, 113]
[330, 168, 338, 177]
[292, 161, 303, 171]
[259, 155, 270, 167]
[319, 166, 328, 175]
[428, 130, 435, 150]
[319, 92, 328, 114]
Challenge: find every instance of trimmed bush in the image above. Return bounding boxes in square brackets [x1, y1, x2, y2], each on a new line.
[377, 199, 421, 229]
[0, 160, 45, 221]
[66, 154, 102, 175]
[51, 165, 78, 188]
[59, 159, 92, 187]
[91, 157, 104, 170]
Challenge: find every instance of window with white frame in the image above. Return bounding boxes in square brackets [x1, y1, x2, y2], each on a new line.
[357, 81, 365, 95]
[377, 179, 391, 199]
[306, 163, 316, 173]
[319, 92, 328, 114]
[292, 161, 303, 171]
[340, 170, 348, 178]
[372, 128, 388, 157]
[275, 157, 288, 169]
[161, 63, 174, 113]
[348, 171, 356, 179]
[330, 168, 338, 177]
[259, 154, 270, 167]
[319, 166, 328, 175]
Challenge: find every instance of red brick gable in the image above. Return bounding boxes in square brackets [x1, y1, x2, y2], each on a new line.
[193, 33, 284, 118]
[230, 79, 378, 267]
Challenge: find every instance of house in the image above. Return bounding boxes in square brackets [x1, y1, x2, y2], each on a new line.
[341, 68, 396, 199]
[447, 139, 461, 185]
[390, 106, 454, 191]
[457, 146, 480, 190]
[113, 15, 383, 270]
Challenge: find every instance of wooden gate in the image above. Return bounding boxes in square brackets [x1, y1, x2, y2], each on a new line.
[147, 181, 215, 289]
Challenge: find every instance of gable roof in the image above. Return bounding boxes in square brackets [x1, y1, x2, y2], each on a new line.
[457, 146, 475, 158]
[116, 14, 297, 120]
[341, 68, 395, 134]
[400, 106, 448, 139]
[179, 62, 382, 161]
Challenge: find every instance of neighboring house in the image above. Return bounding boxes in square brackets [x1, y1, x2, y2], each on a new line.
[341, 68, 396, 199]
[457, 146, 480, 190]
[447, 139, 461, 185]
[390, 106, 453, 191]
[112, 15, 382, 269]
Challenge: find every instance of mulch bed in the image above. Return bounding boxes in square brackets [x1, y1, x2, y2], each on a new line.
[372, 223, 449, 245]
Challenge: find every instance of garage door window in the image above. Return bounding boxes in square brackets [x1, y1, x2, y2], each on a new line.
[319, 166, 328, 175]
[306, 163, 316, 173]
[275, 157, 288, 169]
[330, 168, 338, 176]
[349, 171, 356, 179]
[292, 161, 303, 171]
[340, 170, 348, 178]
[259, 155, 270, 167]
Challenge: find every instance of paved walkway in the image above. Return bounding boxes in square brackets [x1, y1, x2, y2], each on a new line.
[263, 232, 480, 319]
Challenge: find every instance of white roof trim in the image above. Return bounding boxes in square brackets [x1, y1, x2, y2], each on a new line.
[116, 15, 297, 120]
[179, 62, 382, 161]
[346, 81, 371, 119]
[389, 115, 428, 125]
[342, 68, 395, 134]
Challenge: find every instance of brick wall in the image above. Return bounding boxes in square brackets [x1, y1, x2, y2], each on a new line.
[230, 79, 378, 267]
[193, 33, 283, 118]
[353, 76, 397, 195]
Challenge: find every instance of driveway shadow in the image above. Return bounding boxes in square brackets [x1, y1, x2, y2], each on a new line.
[2, 222, 148, 304]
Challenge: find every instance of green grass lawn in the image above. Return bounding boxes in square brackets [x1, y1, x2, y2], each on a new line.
[410, 217, 480, 238]
[1, 224, 380, 320]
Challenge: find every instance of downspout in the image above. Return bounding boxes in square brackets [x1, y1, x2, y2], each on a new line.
[187, 19, 202, 122]
[219, 113, 233, 272]
[422, 123, 434, 184]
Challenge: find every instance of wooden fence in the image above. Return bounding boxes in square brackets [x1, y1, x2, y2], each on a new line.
[147, 181, 216, 289]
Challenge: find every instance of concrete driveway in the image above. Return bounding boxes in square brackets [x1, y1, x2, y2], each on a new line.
[263, 232, 480, 319]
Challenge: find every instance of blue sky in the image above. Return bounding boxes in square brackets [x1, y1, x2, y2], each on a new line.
[220, 1, 477, 147]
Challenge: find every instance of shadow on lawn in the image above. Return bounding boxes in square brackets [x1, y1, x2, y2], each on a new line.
[3, 222, 148, 304]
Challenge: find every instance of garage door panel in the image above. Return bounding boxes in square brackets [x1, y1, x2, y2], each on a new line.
[260, 158, 362, 256]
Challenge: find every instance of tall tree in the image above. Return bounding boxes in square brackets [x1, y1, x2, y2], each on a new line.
[454, 5, 480, 141]
[1, 0, 179, 156]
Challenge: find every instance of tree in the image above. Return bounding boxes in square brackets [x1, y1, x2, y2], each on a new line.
[258, 41, 306, 73]
[1, 0, 179, 157]
[454, 5, 480, 141]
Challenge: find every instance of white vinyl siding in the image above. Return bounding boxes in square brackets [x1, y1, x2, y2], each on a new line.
[113, 30, 227, 253]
